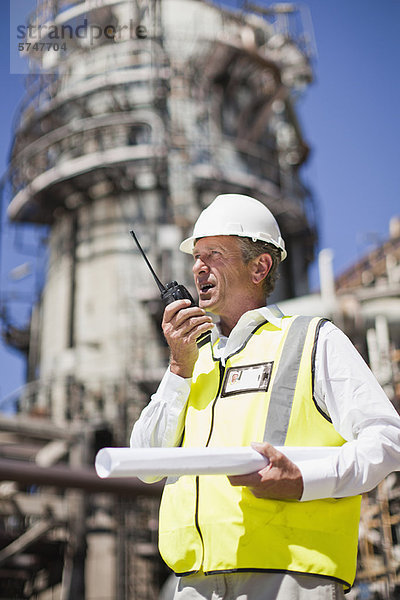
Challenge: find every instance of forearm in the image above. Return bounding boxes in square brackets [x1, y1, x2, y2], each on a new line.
[299, 421, 400, 501]
[301, 322, 400, 501]
[130, 368, 191, 449]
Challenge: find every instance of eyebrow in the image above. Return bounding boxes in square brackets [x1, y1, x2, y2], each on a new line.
[193, 244, 224, 254]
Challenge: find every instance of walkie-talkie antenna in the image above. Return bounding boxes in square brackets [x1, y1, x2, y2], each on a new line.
[130, 229, 199, 311]
[129, 230, 166, 293]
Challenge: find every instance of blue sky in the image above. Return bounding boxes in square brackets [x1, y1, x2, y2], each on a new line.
[0, 0, 399, 403]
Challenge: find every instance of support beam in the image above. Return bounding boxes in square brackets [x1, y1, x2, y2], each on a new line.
[0, 415, 77, 440]
[0, 519, 55, 567]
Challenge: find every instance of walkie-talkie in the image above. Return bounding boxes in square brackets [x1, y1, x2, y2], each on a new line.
[129, 230, 211, 343]
[130, 230, 197, 307]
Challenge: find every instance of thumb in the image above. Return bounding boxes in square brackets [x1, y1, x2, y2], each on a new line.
[251, 441, 275, 459]
[250, 442, 279, 459]
[251, 441, 264, 453]
[250, 442, 272, 474]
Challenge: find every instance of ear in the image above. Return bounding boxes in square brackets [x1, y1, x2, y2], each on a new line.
[250, 253, 272, 286]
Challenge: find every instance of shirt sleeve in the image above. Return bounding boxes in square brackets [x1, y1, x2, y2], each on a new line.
[300, 321, 400, 501]
[130, 367, 191, 449]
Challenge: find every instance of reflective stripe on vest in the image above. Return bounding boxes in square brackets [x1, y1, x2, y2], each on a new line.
[263, 315, 314, 445]
[158, 316, 361, 589]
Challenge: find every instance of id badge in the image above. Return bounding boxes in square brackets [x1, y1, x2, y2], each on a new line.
[221, 362, 273, 397]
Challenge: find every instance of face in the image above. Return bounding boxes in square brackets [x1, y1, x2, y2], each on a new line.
[192, 236, 256, 318]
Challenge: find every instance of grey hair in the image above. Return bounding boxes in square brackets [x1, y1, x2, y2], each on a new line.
[237, 237, 281, 297]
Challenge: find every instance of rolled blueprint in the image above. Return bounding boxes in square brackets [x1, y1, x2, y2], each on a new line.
[95, 446, 341, 479]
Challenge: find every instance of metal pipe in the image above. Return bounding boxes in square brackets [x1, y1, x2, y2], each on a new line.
[0, 458, 163, 497]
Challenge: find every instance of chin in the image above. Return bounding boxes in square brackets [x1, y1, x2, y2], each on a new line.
[199, 298, 216, 312]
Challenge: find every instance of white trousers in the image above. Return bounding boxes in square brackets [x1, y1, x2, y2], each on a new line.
[171, 572, 345, 600]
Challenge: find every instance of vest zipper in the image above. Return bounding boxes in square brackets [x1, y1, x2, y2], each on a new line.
[194, 475, 204, 566]
[195, 360, 225, 570]
[205, 361, 225, 447]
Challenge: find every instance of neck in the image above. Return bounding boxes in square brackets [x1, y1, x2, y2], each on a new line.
[219, 316, 238, 337]
[218, 300, 266, 337]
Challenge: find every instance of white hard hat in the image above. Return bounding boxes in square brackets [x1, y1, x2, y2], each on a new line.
[179, 194, 287, 260]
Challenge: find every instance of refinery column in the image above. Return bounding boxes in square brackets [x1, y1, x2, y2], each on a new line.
[3, 1, 317, 597]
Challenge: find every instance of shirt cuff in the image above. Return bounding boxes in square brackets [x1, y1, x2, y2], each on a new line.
[158, 367, 192, 404]
[298, 457, 338, 502]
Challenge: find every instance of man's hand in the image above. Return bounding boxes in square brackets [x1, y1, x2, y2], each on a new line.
[228, 442, 304, 500]
[162, 299, 213, 378]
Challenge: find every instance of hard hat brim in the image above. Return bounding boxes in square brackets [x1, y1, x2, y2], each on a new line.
[179, 233, 287, 261]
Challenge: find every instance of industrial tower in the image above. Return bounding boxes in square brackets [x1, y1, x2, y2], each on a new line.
[0, 1, 316, 597]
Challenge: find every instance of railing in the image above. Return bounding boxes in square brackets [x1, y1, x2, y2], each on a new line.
[13, 39, 167, 134]
[243, 1, 317, 61]
[9, 119, 156, 196]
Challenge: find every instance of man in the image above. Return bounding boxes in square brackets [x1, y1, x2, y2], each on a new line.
[131, 194, 400, 600]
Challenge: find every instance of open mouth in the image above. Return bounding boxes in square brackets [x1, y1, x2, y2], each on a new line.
[199, 283, 214, 293]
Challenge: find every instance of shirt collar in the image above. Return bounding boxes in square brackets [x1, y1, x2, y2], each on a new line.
[210, 304, 284, 347]
[244, 304, 284, 330]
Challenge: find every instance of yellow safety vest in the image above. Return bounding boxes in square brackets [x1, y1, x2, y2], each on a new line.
[159, 315, 361, 590]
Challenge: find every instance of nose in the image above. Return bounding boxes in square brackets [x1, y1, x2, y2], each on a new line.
[193, 256, 209, 275]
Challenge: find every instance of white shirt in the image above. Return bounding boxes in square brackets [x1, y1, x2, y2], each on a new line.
[130, 306, 400, 501]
